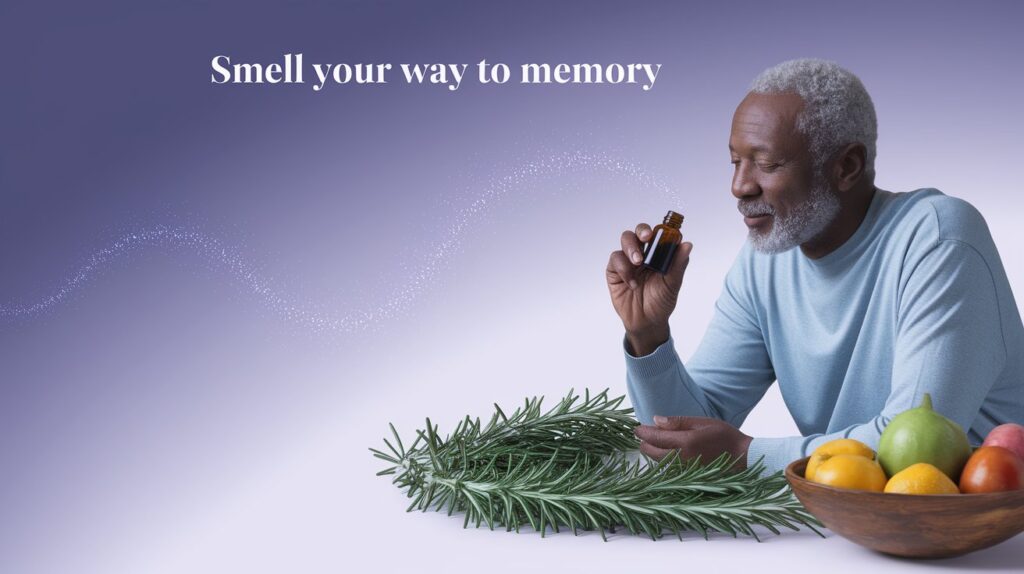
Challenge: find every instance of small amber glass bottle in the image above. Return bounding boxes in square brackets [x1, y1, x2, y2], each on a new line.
[642, 210, 684, 274]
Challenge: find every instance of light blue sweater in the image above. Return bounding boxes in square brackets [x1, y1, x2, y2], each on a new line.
[625, 188, 1024, 474]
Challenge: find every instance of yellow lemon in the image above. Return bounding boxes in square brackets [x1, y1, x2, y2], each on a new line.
[884, 462, 960, 495]
[806, 438, 876, 481]
[811, 454, 888, 492]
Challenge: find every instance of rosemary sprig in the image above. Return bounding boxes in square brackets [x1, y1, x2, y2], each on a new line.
[371, 389, 822, 541]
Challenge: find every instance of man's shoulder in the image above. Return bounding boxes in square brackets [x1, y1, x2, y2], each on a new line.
[885, 188, 992, 247]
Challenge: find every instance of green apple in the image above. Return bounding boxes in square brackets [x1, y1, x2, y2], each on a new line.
[877, 394, 972, 481]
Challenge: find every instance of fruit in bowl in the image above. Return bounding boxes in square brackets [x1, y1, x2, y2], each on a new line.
[805, 438, 875, 481]
[959, 445, 1024, 494]
[811, 453, 888, 492]
[981, 423, 1024, 460]
[883, 462, 959, 495]
[876, 394, 971, 480]
[786, 397, 1024, 558]
[785, 456, 1024, 558]
[804, 395, 1024, 496]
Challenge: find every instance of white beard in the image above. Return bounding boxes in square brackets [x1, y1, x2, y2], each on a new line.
[743, 179, 841, 255]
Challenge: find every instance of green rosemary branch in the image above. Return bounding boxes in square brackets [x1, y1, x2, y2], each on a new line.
[370, 389, 822, 541]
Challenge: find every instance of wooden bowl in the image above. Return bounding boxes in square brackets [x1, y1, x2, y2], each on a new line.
[785, 456, 1024, 559]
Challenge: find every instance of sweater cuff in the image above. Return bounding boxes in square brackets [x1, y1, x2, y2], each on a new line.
[622, 335, 680, 379]
[746, 437, 802, 477]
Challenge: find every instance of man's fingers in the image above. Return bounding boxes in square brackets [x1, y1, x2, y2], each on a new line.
[606, 250, 638, 289]
[634, 424, 696, 448]
[635, 223, 653, 243]
[635, 416, 720, 447]
[620, 229, 646, 265]
[639, 441, 674, 461]
[664, 241, 693, 291]
[652, 414, 715, 431]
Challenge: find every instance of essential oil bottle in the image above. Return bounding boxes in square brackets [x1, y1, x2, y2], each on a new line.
[642, 210, 684, 274]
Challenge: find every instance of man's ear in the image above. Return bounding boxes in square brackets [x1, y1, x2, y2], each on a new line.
[832, 142, 867, 192]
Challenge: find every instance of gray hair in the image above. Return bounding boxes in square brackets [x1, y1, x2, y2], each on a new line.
[750, 59, 877, 180]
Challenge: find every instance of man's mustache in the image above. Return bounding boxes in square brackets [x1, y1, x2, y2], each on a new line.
[738, 201, 775, 217]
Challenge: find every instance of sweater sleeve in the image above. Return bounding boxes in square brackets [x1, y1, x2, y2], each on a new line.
[747, 239, 1007, 474]
[625, 251, 777, 431]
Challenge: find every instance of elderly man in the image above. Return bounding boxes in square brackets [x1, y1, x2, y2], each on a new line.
[607, 59, 1024, 474]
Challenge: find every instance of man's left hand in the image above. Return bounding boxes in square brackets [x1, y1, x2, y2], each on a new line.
[634, 415, 753, 470]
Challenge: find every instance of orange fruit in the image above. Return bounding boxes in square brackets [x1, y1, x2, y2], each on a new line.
[884, 462, 960, 495]
[811, 454, 888, 492]
[806, 438, 876, 481]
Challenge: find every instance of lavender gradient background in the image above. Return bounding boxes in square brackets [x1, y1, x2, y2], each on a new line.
[2, 1, 1023, 572]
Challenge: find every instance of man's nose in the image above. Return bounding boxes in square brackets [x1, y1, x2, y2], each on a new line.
[731, 164, 760, 200]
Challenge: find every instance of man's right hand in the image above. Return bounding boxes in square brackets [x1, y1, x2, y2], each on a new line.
[606, 223, 693, 357]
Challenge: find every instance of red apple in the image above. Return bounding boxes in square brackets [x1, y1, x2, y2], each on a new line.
[982, 423, 1024, 461]
[959, 446, 1024, 493]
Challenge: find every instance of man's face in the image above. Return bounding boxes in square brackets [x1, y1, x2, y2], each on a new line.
[729, 92, 840, 254]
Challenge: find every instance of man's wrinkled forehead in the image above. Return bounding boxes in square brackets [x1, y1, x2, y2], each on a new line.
[729, 92, 806, 154]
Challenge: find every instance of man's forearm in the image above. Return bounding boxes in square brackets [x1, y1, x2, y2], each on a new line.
[624, 335, 718, 424]
[745, 418, 890, 476]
